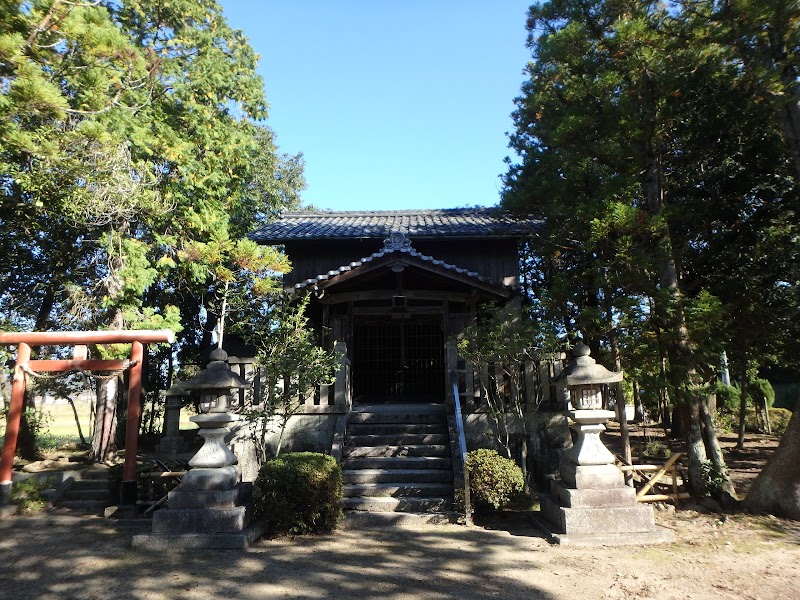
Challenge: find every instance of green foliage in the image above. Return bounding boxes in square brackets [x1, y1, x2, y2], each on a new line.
[465, 448, 524, 511]
[715, 383, 742, 415]
[748, 379, 776, 410]
[701, 460, 729, 499]
[766, 408, 793, 436]
[457, 303, 558, 483]
[11, 477, 53, 514]
[502, 0, 800, 461]
[254, 452, 342, 535]
[0, 1, 306, 463]
[242, 294, 340, 462]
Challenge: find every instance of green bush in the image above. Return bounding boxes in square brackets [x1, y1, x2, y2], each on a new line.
[254, 452, 342, 534]
[465, 448, 524, 510]
[714, 383, 741, 414]
[748, 378, 776, 409]
[769, 408, 793, 436]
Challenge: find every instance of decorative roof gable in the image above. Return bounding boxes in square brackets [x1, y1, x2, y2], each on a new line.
[250, 208, 541, 243]
[293, 232, 513, 298]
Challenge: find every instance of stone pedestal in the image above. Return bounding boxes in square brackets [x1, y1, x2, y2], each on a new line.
[539, 410, 673, 546]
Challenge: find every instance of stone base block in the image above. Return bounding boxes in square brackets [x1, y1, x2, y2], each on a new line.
[132, 522, 265, 550]
[180, 465, 241, 491]
[540, 496, 655, 535]
[156, 437, 186, 458]
[152, 506, 248, 534]
[546, 527, 675, 547]
[559, 463, 624, 489]
[168, 485, 247, 510]
[551, 482, 637, 508]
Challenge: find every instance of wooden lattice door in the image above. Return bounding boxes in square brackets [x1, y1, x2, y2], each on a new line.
[352, 317, 444, 403]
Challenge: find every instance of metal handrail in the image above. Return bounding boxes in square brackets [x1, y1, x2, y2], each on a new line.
[450, 370, 472, 525]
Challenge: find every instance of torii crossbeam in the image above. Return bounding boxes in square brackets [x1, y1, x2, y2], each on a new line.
[0, 330, 175, 507]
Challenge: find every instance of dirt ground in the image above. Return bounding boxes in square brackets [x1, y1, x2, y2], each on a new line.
[1, 424, 797, 600]
[0, 509, 798, 600]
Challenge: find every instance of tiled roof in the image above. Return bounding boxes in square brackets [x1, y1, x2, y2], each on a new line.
[250, 208, 541, 242]
[293, 232, 512, 296]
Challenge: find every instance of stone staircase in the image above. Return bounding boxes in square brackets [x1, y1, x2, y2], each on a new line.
[342, 404, 454, 514]
[52, 467, 112, 514]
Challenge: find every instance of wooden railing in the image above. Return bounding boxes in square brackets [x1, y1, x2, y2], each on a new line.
[445, 339, 566, 413]
[227, 340, 351, 414]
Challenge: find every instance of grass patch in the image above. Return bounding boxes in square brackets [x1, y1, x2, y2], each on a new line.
[11, 477, 54, 514]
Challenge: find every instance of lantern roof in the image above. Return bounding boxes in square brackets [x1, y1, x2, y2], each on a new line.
[181, 348, 251, 391]
[556, 343, 623, 386]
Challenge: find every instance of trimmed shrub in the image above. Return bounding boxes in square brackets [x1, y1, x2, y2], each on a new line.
[465, 448, 524, 510]
[714, 383, 741, 414]
[254, 452, 342, 534]
[748, 378, 776, 409]
[769, 408, 793, 436]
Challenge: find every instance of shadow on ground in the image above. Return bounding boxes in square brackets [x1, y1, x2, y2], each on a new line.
[0, 514, 557, 600]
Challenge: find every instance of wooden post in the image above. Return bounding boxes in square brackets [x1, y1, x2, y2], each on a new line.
[0, 343, 30, 505]
[121, 341, 144, 505]
[333, 341, 350, 410]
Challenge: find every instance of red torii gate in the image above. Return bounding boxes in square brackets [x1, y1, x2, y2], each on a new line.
[0, 330, 175, 506]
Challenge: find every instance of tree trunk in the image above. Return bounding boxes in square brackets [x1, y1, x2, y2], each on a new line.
[16, 390, 39, 461]
[737, 361, 749, 449]
[633, 380, 645, 423]
[743, 407, 800, 519]
[686, 398, 709, 496]
[89, 375, 119, 462]
[700, 394, 737, 504]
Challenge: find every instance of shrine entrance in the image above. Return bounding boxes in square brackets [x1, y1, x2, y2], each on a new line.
[352, 316, 444, 404]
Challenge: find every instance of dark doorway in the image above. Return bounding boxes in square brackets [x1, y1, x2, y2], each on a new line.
[352, 317, 444, 403]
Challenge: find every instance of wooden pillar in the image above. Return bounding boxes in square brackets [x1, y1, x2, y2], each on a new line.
[0, 343, 30, 505]
[445, 339, 458, 405]
[333, 341, 350, 410]
[121, 341, 144, 505]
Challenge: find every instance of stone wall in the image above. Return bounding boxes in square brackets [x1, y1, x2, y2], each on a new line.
[462, 410, 572, 491]
[229, 414, 339, 482]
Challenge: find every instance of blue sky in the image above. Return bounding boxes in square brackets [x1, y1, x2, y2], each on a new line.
[219, 2, 534, 212]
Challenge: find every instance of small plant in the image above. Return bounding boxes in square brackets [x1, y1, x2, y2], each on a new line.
[644, 438, 670, 458]
[465, 448, 524, 510]
[11, 477, 53, 514]
[701, 460, 728, 499]
[254, 452, 342, 534]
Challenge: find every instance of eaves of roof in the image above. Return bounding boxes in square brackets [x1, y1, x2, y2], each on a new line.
[292, 240, 513, 298]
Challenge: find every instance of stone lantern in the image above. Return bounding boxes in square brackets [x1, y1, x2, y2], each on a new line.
[155, 381, 190, 460]
[540, 342, 671, 545]
[133, 347, 264, 549]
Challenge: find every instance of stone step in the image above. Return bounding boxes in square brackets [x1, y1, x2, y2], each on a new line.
[343, 482, 453, 498]
[71, 479, 109, 491]
[347, 423, 447, 436]
[351, 403, 446, 415]
[346, 433, 449, 446]
[343, 468, 453, 484]
[79, 468, 111, 481]
[63, 489, 110, 501]
[347, 412, 446, 425]
[344, 444, 450, 459]
[56, 499, 110, 510]
[343, 456, 451, 470]
[343, 496, 452, 513]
